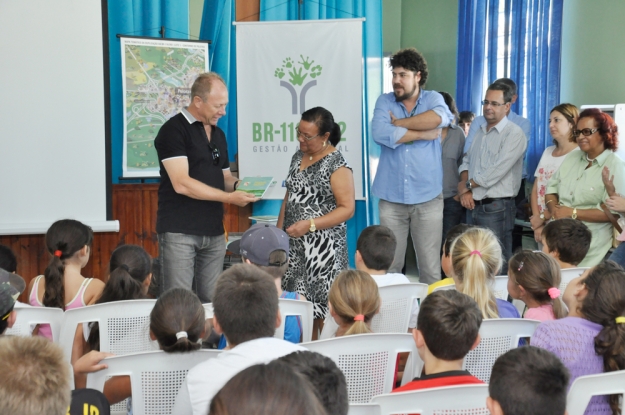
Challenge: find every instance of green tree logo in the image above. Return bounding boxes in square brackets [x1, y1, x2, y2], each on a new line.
[274, 55, 323, 114]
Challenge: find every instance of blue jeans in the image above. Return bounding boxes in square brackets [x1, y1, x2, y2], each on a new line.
[158, 232, 226, 303]
[379, 194, 443, 284]
[471, 198, 516, 267]
[442, 197, 465, 244]
[609, 243, 625, 268]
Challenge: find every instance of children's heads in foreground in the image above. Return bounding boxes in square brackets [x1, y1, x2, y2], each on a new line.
[0, 268, 24, 334]
[150, 288, 206, 352]
[416, 290, 482, 362]
[356, 225, 396, 272]
[488, 346, 569, 415]
[230, 224, 289, 279]
[44, 219, 94, 309]
[542, 219, 591, 267]
[278, 351, 349, 415]
[0, 336, 71, 415]
[213, 263, 279, 346]
[508, 250, 567, 318]
[442, 223, 474, 277]
[328, 270, 380, 336]
[100, 244, 152, 303]
[451, 227, 502, 318]
[209, 360, 327, 415]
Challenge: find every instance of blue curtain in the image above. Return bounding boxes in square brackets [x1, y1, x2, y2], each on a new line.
[108, 0, 189, 184]
[456, 0, 564, 181]
[253, 0, 383, 266]
[199, 0, 238, 157]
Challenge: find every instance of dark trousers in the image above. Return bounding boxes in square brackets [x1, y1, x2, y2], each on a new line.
[442, 196, 466, 244]
[472, 198, 516, 274]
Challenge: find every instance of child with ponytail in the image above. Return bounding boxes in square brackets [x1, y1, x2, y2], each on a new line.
[507, 250, 567, 321]
[28, 219, 104, 339]
[532, 261, 625, 415]
[450, 227, 519, 319]
[87, 244, 153, 351]
[102, 287, 207, 406]
[319, 270, 380, 339]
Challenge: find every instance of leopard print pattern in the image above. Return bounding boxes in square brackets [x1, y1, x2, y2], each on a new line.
[282, 150, 351, 319]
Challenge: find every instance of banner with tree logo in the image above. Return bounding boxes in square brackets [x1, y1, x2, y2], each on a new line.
[235, 19, 364, 199]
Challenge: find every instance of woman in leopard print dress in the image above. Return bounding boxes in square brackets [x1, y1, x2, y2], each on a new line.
[277, 107, 355, 335]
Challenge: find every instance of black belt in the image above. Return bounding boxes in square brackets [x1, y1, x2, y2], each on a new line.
[476, 197, 515, 205]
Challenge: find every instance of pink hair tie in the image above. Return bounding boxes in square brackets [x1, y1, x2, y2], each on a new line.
[470, 250, 482, 257]
[353, 314, 365, 322]
[548, 287, 560, 299]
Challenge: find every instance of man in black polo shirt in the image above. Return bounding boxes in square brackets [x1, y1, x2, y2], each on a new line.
[154, 72, 257, 303]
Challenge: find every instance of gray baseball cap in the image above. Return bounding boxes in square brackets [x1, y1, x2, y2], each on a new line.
[0, 268, 24, 317]
[229, 224, 289, 267]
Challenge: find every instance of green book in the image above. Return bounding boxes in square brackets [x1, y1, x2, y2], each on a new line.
[237, 177, 274, 198]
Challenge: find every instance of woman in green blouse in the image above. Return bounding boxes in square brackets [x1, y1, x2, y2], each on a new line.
[544, 108, 624, 266]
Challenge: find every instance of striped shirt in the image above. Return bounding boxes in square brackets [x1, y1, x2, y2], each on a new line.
[459, 116, 526, 200]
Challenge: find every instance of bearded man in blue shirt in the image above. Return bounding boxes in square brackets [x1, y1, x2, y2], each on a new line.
[371, 48, 453, 284]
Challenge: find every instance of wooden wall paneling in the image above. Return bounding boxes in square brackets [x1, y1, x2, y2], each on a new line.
[141, 184, 159, 258]
[236, 0, 260, 22]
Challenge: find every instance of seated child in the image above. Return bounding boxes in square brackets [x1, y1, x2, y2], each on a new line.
[541, 219, 591, 269]
[355, 225, 419, 328]
[507, 250, 567, 321]
[429, 223, 474, 294]
[450, 227, 520, 318]
[88, 244, 153, 351]
[278, 351, 349, 415]
[0, 244, 28, 307]
[229, 224, 306, 344]
[28, 219, 104, 340]
[209, 360, 327, 415]
[174, 264, 305, 415]
[394, 289, 483, 392]
[532, 261, 625, 414]
[0, 268, 25, 334]
[319, 270, 380, 339]
[487, 346, 569, 415]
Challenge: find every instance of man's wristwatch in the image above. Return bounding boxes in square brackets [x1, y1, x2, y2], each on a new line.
[572, 208, 578, 220]
[309, 218, 316, 232]
[466, 180, 473, 191]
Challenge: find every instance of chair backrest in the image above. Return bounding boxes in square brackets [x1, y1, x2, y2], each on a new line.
[560, 267, 589, 295]
[463, 318, 540, 383]
[492, 275, 509, 300]
[86, 350, 221, 415]
[566, 370, 625, 415]
[275, 298, 313, 343]
[348, 403, 381, 415]
[371, 283, 428, 333]
[203, 303, 213, 319]
[4, 306, 64, 341]
[301, 333, 421, 403]
[370, 384, 490, 415]
[59, 300, 158, 364]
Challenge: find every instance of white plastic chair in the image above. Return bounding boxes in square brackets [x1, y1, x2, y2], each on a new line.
[560, 267, 589, 294]
[370, 384, 490, 415]
[463, 318, 540, 383]
[4, 306, 64, 341]
[59, 300, 158, 365]
[275, 298, 313, 343]
[371, 283, 427, 333]
[348, 403, 381, 415]
[566, 370, 625, 415]
[301, 333, 422, 403]
[493, 275, 509, 300]
[86, 350, 221, 415]
[203, 303, 214, 319]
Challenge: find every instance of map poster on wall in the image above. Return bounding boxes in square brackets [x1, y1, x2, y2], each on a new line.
[120, 37, 210, 177]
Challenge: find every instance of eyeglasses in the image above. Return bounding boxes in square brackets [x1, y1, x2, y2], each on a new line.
[573, 128, 598, 137]
[296, 128, 322, 141]
[208, 142, 220, 165]
[481, 100, 506, 107]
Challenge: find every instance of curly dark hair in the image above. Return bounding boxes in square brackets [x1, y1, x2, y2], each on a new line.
[389, 48, 428, 86]
[578, 108, 619, 151]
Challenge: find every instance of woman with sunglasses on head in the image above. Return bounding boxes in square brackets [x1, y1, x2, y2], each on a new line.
[529, 104, 579, 247]
[544, 108, 624, 266]
[277, 106, 355, 339]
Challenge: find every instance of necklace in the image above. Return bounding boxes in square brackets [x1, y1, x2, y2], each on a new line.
[586, 153, 595, 162]
[308, 141, 328, 161]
